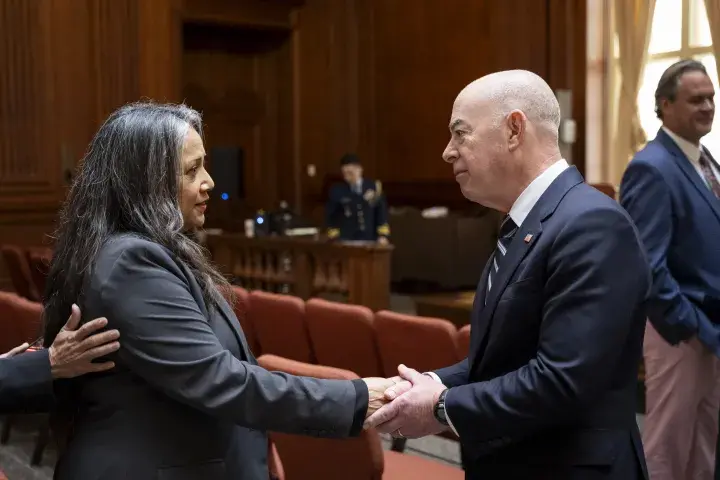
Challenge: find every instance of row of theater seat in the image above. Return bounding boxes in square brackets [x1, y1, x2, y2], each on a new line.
[233, 287, 471, 382]
[231, 286, 471, 456]
[0, 244, 51, 304]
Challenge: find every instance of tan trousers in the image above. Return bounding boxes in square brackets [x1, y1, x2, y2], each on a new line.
[643, 322, 720, 480]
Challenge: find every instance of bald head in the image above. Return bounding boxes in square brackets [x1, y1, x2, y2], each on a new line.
[443, 70, 563, 212]
[456, 70, 561, 140]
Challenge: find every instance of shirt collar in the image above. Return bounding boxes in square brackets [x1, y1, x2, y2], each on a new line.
[662, 126, 701, 164]
[508, 159, 570, 227]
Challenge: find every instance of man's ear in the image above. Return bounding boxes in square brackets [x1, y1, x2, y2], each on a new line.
[507, 110, 526, 151]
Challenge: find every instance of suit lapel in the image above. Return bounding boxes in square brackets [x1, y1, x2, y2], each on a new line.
[177, 259, 256, 363]
[217, 298, 256, 364]
[469, 221, 543, 371]
[469, 167, 584, 374]
[468, 258, 493, 361]
[657, 129, 720, 223]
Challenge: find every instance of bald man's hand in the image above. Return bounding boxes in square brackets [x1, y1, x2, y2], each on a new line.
[48, 304, 120, 379]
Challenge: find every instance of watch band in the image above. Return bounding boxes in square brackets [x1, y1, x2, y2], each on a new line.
[433, 389, 449, 426]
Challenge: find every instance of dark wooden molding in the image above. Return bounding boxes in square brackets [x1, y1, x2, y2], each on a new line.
[182, 0, 297, 29]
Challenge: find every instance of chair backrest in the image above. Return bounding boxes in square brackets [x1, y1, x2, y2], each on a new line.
[249, 291, 314, 363]
[268, 439, 285, 480]
[0, 291, 23, 352]
[257, 354, 385, 480]
[230, 286, 260, 355]
[9, 292, 43, 342]
[374, 310, 460, 377]
[305, 298, 383, 378]
[26, 247, 52, 300]
[0, 291, 42, 352]
[1, 244, 40, 301]
[457, 324, 471, 358]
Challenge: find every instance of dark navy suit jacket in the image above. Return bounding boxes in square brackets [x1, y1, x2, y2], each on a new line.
[434, 168, 650, 479]
[620, 128, 720, 353]
[0, 349, 53, 414]
[326, 178, 390, 241]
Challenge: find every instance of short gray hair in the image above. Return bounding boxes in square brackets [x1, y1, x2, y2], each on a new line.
[480, 70, 561, 137]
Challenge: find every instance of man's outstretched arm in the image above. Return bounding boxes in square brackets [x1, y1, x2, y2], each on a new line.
[0, 304, 120, 414]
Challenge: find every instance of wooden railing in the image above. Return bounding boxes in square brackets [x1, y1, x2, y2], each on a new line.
[206, 234, 393, 311]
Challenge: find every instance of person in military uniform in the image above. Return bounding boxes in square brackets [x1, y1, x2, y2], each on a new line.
[326, 154, 390, 244]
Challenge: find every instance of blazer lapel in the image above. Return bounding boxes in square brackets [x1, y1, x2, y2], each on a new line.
[217, 298, 256, 363]
[469, 167, 585, 374]
[468, 258, 493, 361]
[469, 220, 543, 372]
[656, 129, 720, 223]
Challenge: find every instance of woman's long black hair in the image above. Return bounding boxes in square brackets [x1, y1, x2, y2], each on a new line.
[43, 102, 231, 345]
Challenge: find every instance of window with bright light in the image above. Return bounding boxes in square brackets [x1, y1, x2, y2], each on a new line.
[639, 0, 719, 153]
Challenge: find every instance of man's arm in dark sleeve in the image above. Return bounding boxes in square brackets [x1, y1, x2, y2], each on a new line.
[325, 186, 342, 240]
[94, 240, 368, 437]
[620, 161, 710, 346]
[433, 359, 469, 388]
[374, 181, 390, 240]
[443, 207, 649, 444]
[0, 349, 54, 414]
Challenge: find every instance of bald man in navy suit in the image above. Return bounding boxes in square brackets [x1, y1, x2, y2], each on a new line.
[366, 70, 650, 480]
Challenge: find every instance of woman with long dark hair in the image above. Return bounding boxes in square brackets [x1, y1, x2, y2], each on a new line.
[44, 102, 393, 480]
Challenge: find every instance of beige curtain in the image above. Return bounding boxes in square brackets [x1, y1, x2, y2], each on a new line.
[610, 0, 656, 185]
[705, 0, 720, 83]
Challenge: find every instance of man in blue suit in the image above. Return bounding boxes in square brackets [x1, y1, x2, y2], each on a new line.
[365, 70, 650, 479]
[325, 154, 390, 244]
[619, 59, 720, 480]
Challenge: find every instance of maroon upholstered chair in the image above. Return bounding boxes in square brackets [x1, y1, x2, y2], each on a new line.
[258, 354, 464, 480]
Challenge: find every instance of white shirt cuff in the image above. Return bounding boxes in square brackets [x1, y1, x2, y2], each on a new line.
[423, 372, 459, 437]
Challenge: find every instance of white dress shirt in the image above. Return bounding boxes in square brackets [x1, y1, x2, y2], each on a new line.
[425, 158, 570, 437]
[353, 178, 363, 194]
[662, 126, 720, 186]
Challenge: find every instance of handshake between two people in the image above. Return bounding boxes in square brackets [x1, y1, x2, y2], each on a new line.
[361, 364, 449, 439]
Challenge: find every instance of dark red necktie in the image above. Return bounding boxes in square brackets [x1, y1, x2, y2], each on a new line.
[699, 151, 720, 199]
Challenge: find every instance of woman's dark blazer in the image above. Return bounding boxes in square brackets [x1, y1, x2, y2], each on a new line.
[53, 234, 368, 480]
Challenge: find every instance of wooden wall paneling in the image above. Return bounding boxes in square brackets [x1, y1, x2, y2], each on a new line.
[0, 0, 183, 290]
[368, 0, 550, 185]
[181, 22, 295, 228]
[274, 26, 300, 210]
[0, 0, 61, 204]
[89, 0, 141, 125]
[294, 0, 360, 206]
[50, 0, 95, 187]
[355, 0, 376, 185]
[137, 0, 183, 103]
[0, 0, 94, 289]
[301, 0, 555, 218]
[547, 0, 587, 176]
[183, 0, 296, 29]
